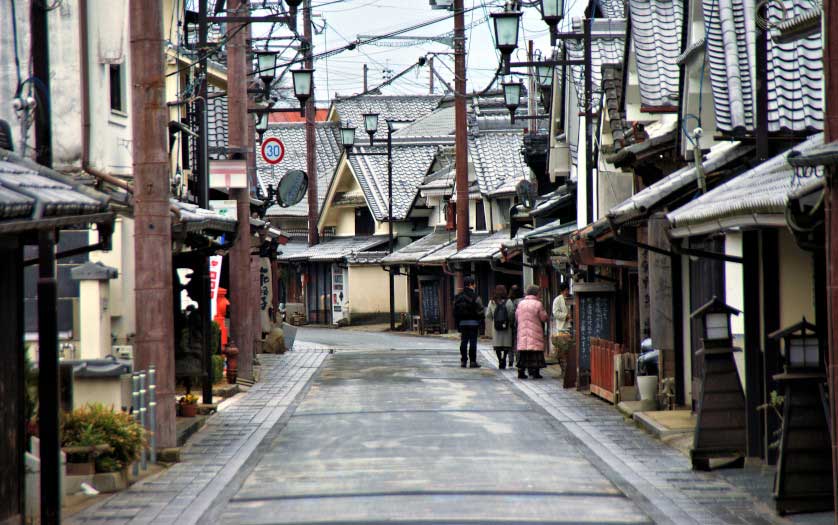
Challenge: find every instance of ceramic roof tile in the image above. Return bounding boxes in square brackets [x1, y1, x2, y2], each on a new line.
[567, 18, 627, 109]
[347, 144, 437, 222]
[284, 235, 388, 262]
[447, 229, 510, 261]
[379, 229, 457, 265]
[607, 139, 752, 224]
[418, 233, 489, 264]
[628, 0, 683, 108]
[702, 0, 823, 134]
[258, 123, 342, 218]
[469, 131, 530, 196]
[333, 95, 443, 136]
[206, 87, 229, 160]
[392, 105, 456, 140]
[0, 155, 107, 220]
[666, 133, 824, 231]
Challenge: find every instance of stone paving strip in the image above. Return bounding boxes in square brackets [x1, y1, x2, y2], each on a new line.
[481, 349, 784, 525]
[67, 344, 329, 525]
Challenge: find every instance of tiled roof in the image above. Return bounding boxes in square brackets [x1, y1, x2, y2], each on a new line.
[607, 139, 752, 225]
[702, 0, 823, 134]
[283, 235, 388, 262]
[628, 0, 683, 108]
[379, 229, 456, 265]
[567, 18, 627, 109]
[598, 0, 628, 18]
[333, 95, 443, 136]
[447, 229, 510, 261]
[392, 105, 456, 141]
[258, 123, 342, 218]
[0, 151, 108, 225]
[206, 87, 228, 159]
[276, 240, 311, 261]
[666, 133, 823, 236]
[347, 144, 437, 222]
[469, 130, 530, 196]
[418, 233, 488, 265]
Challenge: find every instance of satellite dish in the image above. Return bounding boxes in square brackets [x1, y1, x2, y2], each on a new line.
[277, 170, 308, 207]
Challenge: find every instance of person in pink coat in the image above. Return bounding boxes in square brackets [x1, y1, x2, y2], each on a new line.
[515, 285, 549, 379]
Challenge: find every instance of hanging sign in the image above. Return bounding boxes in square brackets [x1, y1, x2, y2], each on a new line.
[259, 258, 273, 333]
[209, 256, 223, 318]
[277, 169, 308, 207]
[210, 159, 247, 189]
[261, 137, 285, 165]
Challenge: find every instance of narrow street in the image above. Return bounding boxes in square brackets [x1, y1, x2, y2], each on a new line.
[219, 329, 647, 524]
[68, 327, 800, 524]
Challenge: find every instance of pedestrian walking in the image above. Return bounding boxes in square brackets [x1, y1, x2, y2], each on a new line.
[509, 284, 524, 368]
[551, 283, 572, 374]
[515, 285, 549, 379]
[454, 276, 484, 368]
[486, 284, 515, 369]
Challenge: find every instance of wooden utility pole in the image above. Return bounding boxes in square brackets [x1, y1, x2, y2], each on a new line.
[227, 0, 254, 380]
[429, 56, 434, 94]
[305, 0, 319, 246]
[824, 0, 838, 520]
[454, 0, 469, 257]
[130, 0, 176, 448]
[583, 17, 593, 224]
[527, 40, 535, 135]
[363, 63, 369, 93]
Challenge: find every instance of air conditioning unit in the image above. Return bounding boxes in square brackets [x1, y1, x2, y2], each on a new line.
[112, 345, 133, 360]
[551, 143, 571, 181]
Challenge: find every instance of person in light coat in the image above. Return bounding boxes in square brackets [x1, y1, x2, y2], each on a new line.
[515, 285, 549, 379]
[486, 284, 515, 369]
[508, 284, 524, 368]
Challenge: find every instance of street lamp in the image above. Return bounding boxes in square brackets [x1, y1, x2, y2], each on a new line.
[539, 0, 564, 45]
[256, 51, 278, 97]
[339, 124, 356, 151]
[290, 68, 314, 116]
[340, 119, 397, 330]
[491, 8, 522, 74]
[501, 78, 522, 123]
[363, 112, 379, 145]
[255, 111, 269, 142]
[536, 62, 554, 89]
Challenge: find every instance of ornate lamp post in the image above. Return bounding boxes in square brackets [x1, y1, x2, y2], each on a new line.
[501, 78, 522, 123]
[769, 319, 832, 515]
[255, 111, 269, 143]
[290, 68, 314, 116]
[256, 51, 278, 98]
[689, 296, 747, 471]
[340, 116, 397, 330]
[491, 7, 522, 74]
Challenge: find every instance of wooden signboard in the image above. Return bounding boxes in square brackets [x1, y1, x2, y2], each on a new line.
[574, 282, 615, 389]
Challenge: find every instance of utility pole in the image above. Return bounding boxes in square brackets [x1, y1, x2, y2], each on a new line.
[305, 0, 319, 246]
[454, 0, 469, 263]
[130, 0, 176, 453]
[228, 0, 254, 380]
[527, 40, 536, 135]
[363, 63, 369, 93]
[824, 0, 838, 520]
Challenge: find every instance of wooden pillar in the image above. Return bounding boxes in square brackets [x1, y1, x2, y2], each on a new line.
[637, 225, 650, 341]
[762, 230, 781, 465]
[648, 213, 675, 385]
[743, 231, 765, 458]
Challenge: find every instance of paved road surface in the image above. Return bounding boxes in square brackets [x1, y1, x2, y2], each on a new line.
[218, 328, 650, 524]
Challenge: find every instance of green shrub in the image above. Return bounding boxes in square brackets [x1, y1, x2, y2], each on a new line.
[211, 321, 222, 355]
[61, 404, 147, 472]
[212, 354, 224, 383]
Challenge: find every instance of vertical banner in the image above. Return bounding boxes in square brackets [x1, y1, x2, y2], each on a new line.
[259, 258, 273, 333]
[209, 255, 223, 318]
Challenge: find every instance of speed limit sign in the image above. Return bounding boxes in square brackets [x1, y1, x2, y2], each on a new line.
[261, 137, 285, 165]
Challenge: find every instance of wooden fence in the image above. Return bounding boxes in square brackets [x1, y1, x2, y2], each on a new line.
[590, 337, 623, 403]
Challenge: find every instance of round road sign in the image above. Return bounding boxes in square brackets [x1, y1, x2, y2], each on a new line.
[261, 137, 285, 165]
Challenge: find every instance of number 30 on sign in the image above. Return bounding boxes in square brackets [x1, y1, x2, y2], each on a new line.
[261, 137, 285, 165]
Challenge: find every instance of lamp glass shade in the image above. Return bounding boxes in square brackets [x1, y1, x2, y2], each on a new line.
[291, 68, 314, 100]
[492, 11, 521, 52]
[284, 0, 303, 7]
[502, 81, 522, 109]
[540, 0, 563, 22]
[789, 336, 820, 368]
[537, 63, 554, 87]
[363, 113, 379, 134]
[340, 126, 356, 148]
[257, 52, 278, 78]
[704, 312, 730, 340]
[255, 112, 269, 133]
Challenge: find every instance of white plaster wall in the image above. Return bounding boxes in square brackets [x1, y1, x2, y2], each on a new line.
[348, 265, 408, 314]
[90, 217, 136, 345]
[725, 233, 747, 390]
[778, 229, 816, 327]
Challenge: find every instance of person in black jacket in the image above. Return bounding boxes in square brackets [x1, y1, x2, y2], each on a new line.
[454, 276, 484, 368]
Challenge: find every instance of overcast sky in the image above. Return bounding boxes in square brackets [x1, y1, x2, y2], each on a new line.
[258, 0, 586, 105]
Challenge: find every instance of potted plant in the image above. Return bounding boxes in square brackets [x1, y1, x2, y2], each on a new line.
[61, 404, 145, 475]
[179, 393, 199, 417]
